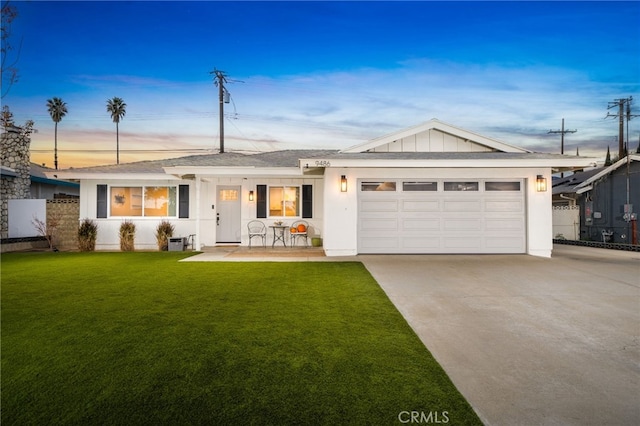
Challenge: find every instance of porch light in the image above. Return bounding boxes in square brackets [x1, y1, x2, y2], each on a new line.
[340, 175, 348, 192]
[248, 190, 254, 201]
[536, 175, 547, 192]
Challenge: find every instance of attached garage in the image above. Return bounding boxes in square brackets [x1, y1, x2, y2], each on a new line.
[358, 178, 526, 254]
[304, 119, 595, 258]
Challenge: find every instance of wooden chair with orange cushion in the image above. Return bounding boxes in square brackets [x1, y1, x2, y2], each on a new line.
[290, 220, 309, 247]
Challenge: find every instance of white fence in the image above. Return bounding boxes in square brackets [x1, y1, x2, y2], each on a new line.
[8, 199, 46, 238]
[552, 205, 580, 240]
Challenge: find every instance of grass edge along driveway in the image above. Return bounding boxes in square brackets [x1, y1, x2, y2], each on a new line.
[1, 252, 481, 425]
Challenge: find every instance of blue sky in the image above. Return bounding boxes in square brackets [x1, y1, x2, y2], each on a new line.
[3, 1, 639, 167]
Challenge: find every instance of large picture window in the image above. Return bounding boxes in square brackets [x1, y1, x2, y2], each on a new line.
[110, 186, 177, 217]
[269, 186, 299, 217]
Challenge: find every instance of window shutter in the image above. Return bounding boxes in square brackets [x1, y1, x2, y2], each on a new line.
[179, 185, 189, 218]
[97, 185, 107, 218]
[256, 185, 267, 218]
[302, 184, 312, 218]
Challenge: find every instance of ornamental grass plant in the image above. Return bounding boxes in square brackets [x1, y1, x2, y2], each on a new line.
[155, 219, 175, 251]
[1, 252, 482, 425]
[77, 218, 98, 251]
[119, 220, 135, 251]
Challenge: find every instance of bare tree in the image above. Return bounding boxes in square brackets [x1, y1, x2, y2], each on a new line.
[1, 1, 22, 98]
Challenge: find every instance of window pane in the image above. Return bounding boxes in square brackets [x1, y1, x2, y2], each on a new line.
[110, 187, 142, 216]
[168, 187, 177, 216]
[268, 186, 299, 217]
[444, 182, 479, 191]
[403, 181, 437, 191]
[219, 189, 238, 201]
[361, 182, 397, 191]
[144, 187, 170, 217]
[485, 182, 521, 191]
[269, 187, 283, 216]
[283, 186, 299, 217]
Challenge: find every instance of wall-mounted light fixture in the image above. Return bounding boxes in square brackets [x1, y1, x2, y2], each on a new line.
[248, 190, 254, 201]
[536, 175, 547, 192]
[340, 175, 348, 192]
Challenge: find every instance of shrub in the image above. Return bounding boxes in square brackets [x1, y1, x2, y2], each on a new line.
[78, 219, 98, 251]
[155, 220, 175, 251]
[119, 220, 136, 251]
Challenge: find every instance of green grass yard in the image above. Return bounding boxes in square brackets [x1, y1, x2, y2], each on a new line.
[1, 252, 481, 425]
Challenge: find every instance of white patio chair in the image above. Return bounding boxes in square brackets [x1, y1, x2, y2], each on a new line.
[248, 220, 267, 248]
[289, 220, 309, 247]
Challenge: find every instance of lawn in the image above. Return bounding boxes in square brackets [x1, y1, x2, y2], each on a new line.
[1, 252, 481, 425]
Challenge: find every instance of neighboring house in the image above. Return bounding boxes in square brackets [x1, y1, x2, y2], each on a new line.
[30, 163, 79, 200]
[550, 168, 602, 240]
[48, 119, 594, 257]
[552, 168, 602, 207]
[573, 154, 640, 243]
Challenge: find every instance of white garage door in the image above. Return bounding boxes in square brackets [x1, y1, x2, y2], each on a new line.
[358, 179, 526, 254]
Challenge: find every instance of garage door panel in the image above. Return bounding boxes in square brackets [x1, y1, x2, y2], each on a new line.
[443, 218, 482, 230]
[360, 236, 399, 249]
[402, 236, 441, 249]
[402, 200, 440, 212]
[443, 200, 482, 212]
[360, 200, 399, 212]
[485, 236, 525, 249]
[402, 218, 441, 230]
[485, 218, 524, 230]
[360, 218, 398, 231]
[485, 200, 523, 212]
[443, 236, 482, 249]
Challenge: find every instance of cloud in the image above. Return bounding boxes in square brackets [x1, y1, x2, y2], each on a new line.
[15, 60, 640, 167]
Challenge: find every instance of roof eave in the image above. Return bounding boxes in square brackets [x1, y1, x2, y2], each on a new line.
[44, 171, 176, 180]
[298, 157, 597, 169]
[163, 166, 302, 178]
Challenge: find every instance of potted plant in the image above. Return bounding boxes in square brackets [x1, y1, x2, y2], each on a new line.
[155, 220, 175, 251]
[119, 220, 136, 251]
[78, 218, 98, 251]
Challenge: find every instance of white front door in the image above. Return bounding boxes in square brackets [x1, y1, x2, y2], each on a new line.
[216, 185, 241, 243]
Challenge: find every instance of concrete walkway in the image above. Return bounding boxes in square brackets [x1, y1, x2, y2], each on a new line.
[180, 246, 360, 262]
[359, 245, 640, 426]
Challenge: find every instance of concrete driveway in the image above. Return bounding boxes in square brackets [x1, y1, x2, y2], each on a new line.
[359, 245, 640, 426]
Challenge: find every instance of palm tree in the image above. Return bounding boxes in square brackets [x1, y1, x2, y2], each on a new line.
[46, 97, 68, 170]
[106, 97, 126, 164]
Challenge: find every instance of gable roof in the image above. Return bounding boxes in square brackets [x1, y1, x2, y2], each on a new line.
[341, 118, 529, 154]
[575, 154, 640, 194]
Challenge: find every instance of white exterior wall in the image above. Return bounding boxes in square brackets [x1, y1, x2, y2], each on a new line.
[241, 176, 325, 244]
[79, 176, 324, 251]
[323, 167, 554, 258]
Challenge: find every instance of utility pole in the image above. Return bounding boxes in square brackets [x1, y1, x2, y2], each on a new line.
[607, 96, 637, 159]
[210, 69, 228, 153]
[548, 118, 577, 155]
[548, 118, 577, 177]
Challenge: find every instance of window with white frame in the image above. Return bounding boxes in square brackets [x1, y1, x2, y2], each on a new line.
[268, 186, 300, 217]
[110, 186, 177, 217]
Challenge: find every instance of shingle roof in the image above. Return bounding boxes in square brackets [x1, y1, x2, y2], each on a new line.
[65, 150, 340, 174]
